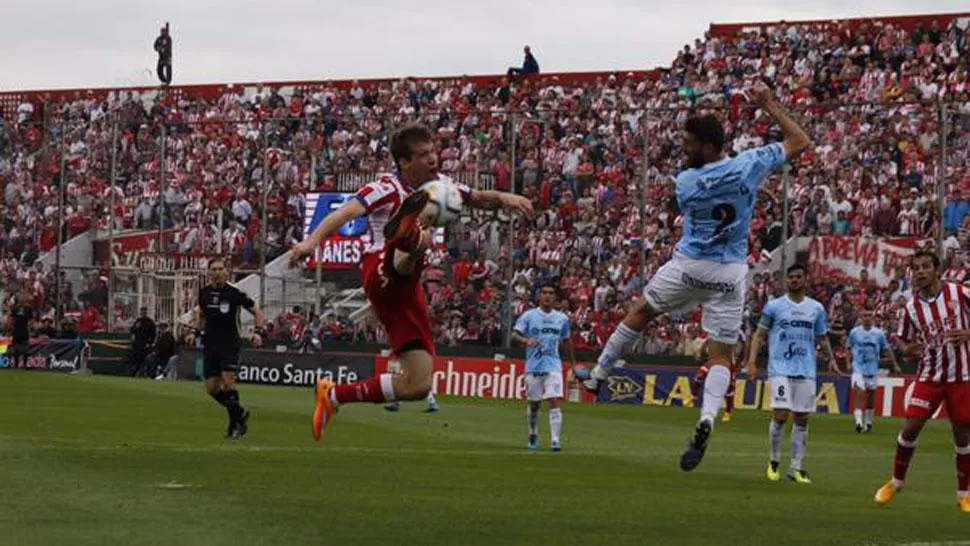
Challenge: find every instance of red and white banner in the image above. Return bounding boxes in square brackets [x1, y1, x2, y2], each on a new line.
[93, 230, 179, 268]
[806, 236, 930, 287]
[375, 355, 594, 402]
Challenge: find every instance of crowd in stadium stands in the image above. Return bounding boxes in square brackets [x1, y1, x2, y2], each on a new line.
[1, 15, 970, 359]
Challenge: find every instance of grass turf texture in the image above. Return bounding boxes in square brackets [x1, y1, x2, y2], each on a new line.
[0, 372, 966, 546]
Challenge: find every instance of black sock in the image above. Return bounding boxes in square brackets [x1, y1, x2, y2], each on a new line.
[224, 390, 243, 421]
[209, 390, 230, 407]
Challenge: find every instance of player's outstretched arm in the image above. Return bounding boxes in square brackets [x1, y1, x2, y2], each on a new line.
[468, 190, 534, 218]
[289, 200, 367, 265]
[750, 81, 812, 158]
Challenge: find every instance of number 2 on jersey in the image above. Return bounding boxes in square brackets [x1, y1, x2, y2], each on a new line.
[712, 203, 736, 237]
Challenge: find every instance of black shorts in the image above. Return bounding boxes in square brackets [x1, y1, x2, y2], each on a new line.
[203, 345, 240, 379]
[9, 339, 29, 357]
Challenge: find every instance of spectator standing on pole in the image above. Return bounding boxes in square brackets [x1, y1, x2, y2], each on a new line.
[154, 23, 172, 86]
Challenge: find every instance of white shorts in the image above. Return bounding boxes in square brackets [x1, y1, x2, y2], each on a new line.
[769, 376, 817, 413]
[642, 253, 747, 343]
[525, 372, 564, 402]
[851, 372, 878, 391]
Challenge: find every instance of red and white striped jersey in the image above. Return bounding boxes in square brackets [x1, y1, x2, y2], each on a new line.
[352, 173, 472, 256]
[898, 282, 970, 383]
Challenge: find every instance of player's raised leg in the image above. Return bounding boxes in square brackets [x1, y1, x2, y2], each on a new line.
[680, 275, 745, 472]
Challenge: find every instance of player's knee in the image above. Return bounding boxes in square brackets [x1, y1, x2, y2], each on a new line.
[399, 374, 432, 400]
[793, 414, 809, 426]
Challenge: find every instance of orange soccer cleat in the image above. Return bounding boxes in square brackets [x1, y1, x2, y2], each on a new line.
[959, 496, 970, 513]
[383, 190, 430, 244]
[874, 480, 899, 506]
[311, 379, 337, 442]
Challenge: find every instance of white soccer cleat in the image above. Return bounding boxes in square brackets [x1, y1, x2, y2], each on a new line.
[583, 365, 609, 393]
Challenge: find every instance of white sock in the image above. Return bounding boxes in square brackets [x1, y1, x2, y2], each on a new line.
[769, 419, 784, 463]
[790, 424, 808, 472]
[380, 373, 397, 402]
[700, 364, 731, 425]
[427, 390, 437, 406]
[854, 409, 863, 426]
[527, 406, 539, 436]
[549, 408, 563, 443]
[865, 409, 873, 426]
[596, 323, 639, 370]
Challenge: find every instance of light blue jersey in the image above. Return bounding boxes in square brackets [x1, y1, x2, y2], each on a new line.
[514, 308, 570, 374]
[848, 326, 888, 376]
[759, 295, 828, 379]
[675, 143, 787, 263]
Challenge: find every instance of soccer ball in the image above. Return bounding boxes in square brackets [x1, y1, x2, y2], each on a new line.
[420, 177, 464, 227]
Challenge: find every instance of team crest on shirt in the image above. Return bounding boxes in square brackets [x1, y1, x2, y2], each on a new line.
[219, 302, 230, 314]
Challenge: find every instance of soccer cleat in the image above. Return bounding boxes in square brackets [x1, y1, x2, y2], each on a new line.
[383, 190, 430, 246]
[551, 439, 562, 452]
[855, 423, 864, 434]
[311, 379, 337, 442]
[766, 461, 781, 482]
[874, 480, 898, 506]
[959, 496, 970, 512]
[679, 419, 712, 472]
[787, 469, 812, 484]
[582, 366, 608, 394]
[866, 423, 873, 434]
[424, 401, 440, 413]
[721, 412, 732, 423]
[527, 434, 538, 451]
[235, 408, 250, 438]
[384, 402, 401, 412]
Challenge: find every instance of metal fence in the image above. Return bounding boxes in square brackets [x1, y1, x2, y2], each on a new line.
[9, 92, 969, 346]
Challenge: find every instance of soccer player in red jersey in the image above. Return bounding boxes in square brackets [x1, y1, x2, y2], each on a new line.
[290, 123, 532, 441]
[874, 251, 970, 512]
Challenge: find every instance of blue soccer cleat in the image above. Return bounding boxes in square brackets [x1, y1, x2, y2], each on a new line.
[384, 402, 401, 412]
[527, 434, 538, 451]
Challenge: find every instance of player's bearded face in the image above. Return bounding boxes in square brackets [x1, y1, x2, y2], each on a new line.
[786, 271, 805, 293]
[683, 133, 705, 169]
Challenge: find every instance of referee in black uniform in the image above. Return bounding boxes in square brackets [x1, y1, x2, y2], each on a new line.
[7, 291, 33, 368]
[187, 258, 267, 439]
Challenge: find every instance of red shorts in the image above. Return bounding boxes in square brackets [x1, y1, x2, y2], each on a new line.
[361, 249, 434, 356]
[905, 381, 970, 424]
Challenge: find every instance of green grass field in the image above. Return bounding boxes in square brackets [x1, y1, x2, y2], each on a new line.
[1, 371, 967, 546]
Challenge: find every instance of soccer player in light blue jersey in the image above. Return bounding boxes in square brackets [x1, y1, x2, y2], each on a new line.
[846, 308, 899, 433]
[746, 264, 841, 484]
[513, 283, 576, 452]
[582, 82, 813, 472]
